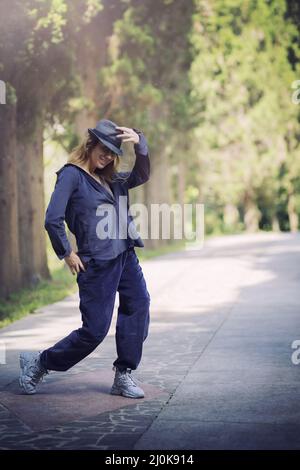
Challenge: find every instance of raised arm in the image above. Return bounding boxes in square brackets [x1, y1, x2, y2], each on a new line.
[44, 165, 79, 260]
[118, 128, 150, 189]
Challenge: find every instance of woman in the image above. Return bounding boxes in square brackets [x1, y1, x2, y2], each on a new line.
[19, 119, 151, 399]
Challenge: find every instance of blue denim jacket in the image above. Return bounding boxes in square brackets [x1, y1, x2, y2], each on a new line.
[44, 129, 150, 261]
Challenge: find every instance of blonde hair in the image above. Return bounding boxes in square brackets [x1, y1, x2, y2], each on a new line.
[68, 131, 121, 183]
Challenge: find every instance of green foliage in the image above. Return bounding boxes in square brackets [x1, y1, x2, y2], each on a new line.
[1, 0, 300, 252]
[189, 0, 300, 232]
[33, 0, 68, 44]
[96, 0, 195, 157]
[82, 0, 103, 23]
[1, 0, 300, 317]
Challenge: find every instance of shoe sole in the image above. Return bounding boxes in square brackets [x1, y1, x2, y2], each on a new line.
[19, 354, 36, 395]
[110, 385, 144, 399]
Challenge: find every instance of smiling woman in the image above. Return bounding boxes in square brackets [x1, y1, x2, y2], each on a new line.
[91, 141, 118, 169]
[67, 132, 121, 184]
[19, 118, 151, 400]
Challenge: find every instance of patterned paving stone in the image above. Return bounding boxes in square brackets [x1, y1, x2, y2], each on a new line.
[1, 233, 299, 449]
[0, 369, 167, 432]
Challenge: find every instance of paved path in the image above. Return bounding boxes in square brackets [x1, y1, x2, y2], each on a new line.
[0, 232, 300, 450]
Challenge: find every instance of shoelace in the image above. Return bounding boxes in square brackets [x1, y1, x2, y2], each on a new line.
[120, 371, 138, 387]
[113, 366, 139, 387]
[122, 371, 138, 387]
[28, 360, 48, 384]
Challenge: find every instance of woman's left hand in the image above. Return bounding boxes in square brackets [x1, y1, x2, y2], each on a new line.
[115, 126, 140, 145]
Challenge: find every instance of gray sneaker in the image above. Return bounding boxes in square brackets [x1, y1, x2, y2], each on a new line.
[19, 351, 48, 395]
[110, 366, 144, 398]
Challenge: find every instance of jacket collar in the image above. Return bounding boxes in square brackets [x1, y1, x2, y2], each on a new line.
[63, 163, 116, 203]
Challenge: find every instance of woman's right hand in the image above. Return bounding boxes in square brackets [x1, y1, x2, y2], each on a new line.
[64, 251, 86, 275]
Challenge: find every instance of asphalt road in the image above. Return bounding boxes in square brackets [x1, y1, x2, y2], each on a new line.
[0, 232, 300, 450]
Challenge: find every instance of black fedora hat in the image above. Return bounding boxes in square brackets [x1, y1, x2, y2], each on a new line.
[88, 119, 123, 156]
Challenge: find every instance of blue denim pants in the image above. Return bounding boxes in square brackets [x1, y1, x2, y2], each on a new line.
[40, 247, 150, 372]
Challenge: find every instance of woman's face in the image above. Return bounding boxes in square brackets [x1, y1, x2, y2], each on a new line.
[90, 142, 117, 170]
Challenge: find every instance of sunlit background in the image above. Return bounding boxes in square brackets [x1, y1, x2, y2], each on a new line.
[0, 0, 299, 325]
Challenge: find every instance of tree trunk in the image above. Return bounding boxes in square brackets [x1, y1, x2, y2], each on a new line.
[17, 117, 50, 288]
[224, 203, 239, 231]
[145, 148, 171, 249]
[172, 158, 186, 244]
[177, 158, 186, 208]
[272, 215, 280, 232]
[0, 86, 22, 298]
[243, 193, 261, 232]
[74, 4, 123, 135]
[287, 193, 299, 232]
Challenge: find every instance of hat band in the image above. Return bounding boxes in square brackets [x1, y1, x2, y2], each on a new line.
[92, 129, 120, 148]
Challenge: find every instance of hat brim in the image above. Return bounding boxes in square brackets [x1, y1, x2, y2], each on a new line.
[88, 128, 123, 156]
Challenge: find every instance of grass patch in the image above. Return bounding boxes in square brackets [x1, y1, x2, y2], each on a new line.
[0, 266, 77, 329]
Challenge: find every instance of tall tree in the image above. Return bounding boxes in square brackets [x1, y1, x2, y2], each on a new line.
[97, 0, 195, 247]
[189, 0, 300, 232]
[0, 0, 104, 296]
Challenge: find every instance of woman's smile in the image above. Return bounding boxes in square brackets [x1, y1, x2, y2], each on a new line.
[98, 156, 109, 165]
